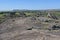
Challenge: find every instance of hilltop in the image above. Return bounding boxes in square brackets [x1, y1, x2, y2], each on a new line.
[0, 9, 60, 40]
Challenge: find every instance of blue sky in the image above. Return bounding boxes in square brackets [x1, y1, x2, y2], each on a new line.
[0, 0, 60, 10]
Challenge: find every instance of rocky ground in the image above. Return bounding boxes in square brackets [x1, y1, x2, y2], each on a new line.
[0, 17, 60, 40]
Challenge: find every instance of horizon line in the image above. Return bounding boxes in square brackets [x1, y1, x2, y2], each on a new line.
[0, 8, 60, 11]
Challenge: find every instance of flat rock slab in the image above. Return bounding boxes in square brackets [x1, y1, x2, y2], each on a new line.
[0, 29, 60, 40]
[0, 17, 60, 40]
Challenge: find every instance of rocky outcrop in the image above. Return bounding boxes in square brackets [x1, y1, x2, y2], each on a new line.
[0, 17, 60, 40]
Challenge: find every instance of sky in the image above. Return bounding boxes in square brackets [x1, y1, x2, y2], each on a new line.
[0, 0, 60, 11]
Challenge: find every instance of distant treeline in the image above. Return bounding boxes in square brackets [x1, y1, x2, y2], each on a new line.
[0, 10, 60, 18]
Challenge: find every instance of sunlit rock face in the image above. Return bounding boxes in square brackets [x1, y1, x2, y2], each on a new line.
[0, 17, 60, 40]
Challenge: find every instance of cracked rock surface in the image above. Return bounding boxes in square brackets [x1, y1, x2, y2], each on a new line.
[0, 17, 60, 40]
